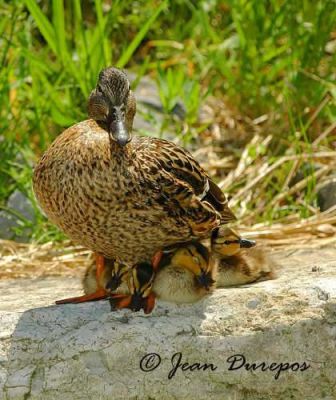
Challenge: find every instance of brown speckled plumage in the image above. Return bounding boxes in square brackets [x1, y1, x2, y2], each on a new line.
[33, 67, 235, 266]
[33, 120, 234, 264]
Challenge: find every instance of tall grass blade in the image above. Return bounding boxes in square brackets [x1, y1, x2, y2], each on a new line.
[25, 0, 57, 54]
[117, 1, 168, 68]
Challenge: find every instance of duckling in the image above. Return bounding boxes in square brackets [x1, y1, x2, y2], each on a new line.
[152, 241, 217, 304]
[56, 257, 129, 304]
[211, 227, 276, 287]
[78, 256, 157, 313]
[33, 67, 235, 304]
[215, 247, 276, 287]
[109, 262, 156, 314]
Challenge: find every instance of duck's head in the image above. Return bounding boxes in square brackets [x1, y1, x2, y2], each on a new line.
[88, 67, 136, 146]
[166, 242, 215, 291]
[211, 227, 256, 257]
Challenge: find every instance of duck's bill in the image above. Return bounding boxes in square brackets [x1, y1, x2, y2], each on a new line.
[109, 119, 131, 146]
[196, 271, 215, 290]
[239, 238, 256, 248]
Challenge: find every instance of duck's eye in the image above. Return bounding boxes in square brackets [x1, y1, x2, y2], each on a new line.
[110, 108, 117, 118]
[97, 84, 105, 95]
[88, 90, 109, 121]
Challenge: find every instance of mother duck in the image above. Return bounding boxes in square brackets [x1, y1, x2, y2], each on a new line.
[33, 67, 236, 303]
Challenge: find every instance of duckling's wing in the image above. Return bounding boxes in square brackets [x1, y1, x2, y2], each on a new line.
[142, 138, 236, 232]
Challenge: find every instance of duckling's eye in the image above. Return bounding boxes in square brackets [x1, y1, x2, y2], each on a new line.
[223, 239, 240, 245]
[192, 256, 200, 264]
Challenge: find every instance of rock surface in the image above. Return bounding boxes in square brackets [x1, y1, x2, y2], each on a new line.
[1, 248, 336, 400]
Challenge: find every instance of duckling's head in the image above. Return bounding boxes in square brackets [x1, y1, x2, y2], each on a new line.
[88, 67, 136, 146]
[132, 262, 155, 297]
[105, 260, 129, 292]
[127, 262, 155, 311]
[167, 242, 215, 290]
[211, 227, 256, 257]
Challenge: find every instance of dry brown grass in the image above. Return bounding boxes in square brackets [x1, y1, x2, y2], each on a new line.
[0, 240, 92, 279]
[198, 98, 336, 247]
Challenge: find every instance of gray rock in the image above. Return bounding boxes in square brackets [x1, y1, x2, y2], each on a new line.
[0, 191, 36, 242]
[1, 248, 336, 399]
[317, 179, 336, 211]
[289, 163, 320, 187]
[131, 74, 186, 139]
[133, 74, 164, 135]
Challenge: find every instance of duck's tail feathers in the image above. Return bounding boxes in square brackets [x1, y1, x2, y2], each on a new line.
[202, 179, 236, 224]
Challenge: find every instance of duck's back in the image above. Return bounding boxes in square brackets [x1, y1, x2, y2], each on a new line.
[33, 119, 234, 263]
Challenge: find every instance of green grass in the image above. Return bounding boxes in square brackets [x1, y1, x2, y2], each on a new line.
[0, 0, 335, 242]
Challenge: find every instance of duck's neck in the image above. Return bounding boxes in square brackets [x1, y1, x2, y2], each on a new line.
[107, 136, 135, 172]
[94, 120, 132, 160]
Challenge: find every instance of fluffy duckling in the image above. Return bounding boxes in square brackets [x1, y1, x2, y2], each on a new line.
[211, 227, 276, 287]
[56, 257, 129, 304]
[109, 262, 156, 314]
[79, 256, 157, 313]
[82, 258, 129, 295]
[211, 227, 256, 256]
[152, 241, 217, 304]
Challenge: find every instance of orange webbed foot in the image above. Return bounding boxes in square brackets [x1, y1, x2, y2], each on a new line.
[151, 250, 163, 270]
[109, 292, 156, 314]
[109, 294, 133, 311]
[56, 288, 108, 304]
[143, 292, 156, 314]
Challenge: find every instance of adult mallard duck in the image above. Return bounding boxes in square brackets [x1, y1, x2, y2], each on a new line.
[33, 67, 235, 303]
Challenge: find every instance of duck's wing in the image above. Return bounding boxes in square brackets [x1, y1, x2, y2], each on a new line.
[137, 138, 236, 236]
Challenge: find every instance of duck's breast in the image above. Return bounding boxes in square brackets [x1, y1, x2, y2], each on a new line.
[33, 120, 191, 262]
